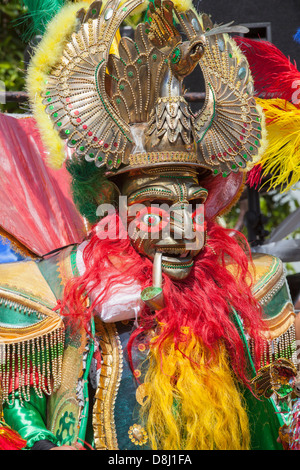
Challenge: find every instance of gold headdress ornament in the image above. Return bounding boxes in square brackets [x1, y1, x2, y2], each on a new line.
[27, 0, 267, 180]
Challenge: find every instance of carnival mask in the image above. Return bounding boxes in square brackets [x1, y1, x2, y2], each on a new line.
[121, 166, 207, 280]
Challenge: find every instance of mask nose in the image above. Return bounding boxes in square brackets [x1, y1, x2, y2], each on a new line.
[170, 204, 195, 243]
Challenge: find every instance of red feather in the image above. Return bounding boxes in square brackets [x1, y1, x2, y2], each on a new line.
[234, 37, 300, 106]
[247, 164, 263, 189]
[0, 422, 27, 450]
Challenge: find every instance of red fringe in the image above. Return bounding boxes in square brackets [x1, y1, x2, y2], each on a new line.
[58, 214, 266, 388]
[234, 37, 300, 105]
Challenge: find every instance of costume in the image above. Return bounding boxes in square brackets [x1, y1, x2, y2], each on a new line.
[0, 0, 299, 450]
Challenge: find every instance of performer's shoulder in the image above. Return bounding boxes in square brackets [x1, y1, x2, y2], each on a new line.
[227, 253, 295, 336]
[0, 244, 76, 311]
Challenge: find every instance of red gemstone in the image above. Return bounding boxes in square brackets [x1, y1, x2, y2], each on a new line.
[76, 118, 81, 123]
[66, 98, 70, 102]
[74, 110, 79, 116]
[223, 152, 227, 156]
[83, 124, 87, 130]
[99, 139, 103, 145]
[104, 143, 109, 148]
[68, 104, 72, 109]
[218, 153, 222, 157]
[88, 131, 93, 136]
[211, 155, 216, 160]
[228, 148, 232, 152]
[114, 142, 118, 147]
[240, 136, 244, 140]
[93, 137, 98, 142]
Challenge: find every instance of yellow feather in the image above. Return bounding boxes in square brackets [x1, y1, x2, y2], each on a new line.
[255, 98, 300, 192]
[141, 331, 250, 450]
[172, 0, 194, 12]
[26, 0, 120, 169]
[26, 3, 88, 169]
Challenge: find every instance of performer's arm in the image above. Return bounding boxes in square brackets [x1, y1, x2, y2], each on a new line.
[3, 388, 58, 450]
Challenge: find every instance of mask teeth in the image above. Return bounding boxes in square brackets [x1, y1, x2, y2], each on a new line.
[153, 251, 162, 288]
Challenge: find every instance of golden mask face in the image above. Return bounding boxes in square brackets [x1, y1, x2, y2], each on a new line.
[121, 166, 208, 280]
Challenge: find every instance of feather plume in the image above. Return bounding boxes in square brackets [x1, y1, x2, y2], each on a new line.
[234, 37, 300, 106]
[19, 0, 66, 40]
[294, 28, 300, 44]
[253, 98, 300, 192]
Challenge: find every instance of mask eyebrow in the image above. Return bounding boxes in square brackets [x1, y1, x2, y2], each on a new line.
[128, 187, 173, 204]
[190, 188, 208, 200]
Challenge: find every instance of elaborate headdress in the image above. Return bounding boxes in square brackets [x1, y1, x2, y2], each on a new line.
[26, 0, 267, 221]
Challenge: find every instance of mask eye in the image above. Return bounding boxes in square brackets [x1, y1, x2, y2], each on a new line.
[143, 213, 161, 227]
[136, 207, 170, 233]
[192, 207, 205, 231]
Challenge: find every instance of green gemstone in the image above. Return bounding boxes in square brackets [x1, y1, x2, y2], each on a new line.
[65, 129, 70, 135]
[71, 139, 77, 145]
[49, 105, 54, 110]
[171, 47, 181, 64]
[47, 97, 52, 102]
[128, 71, 134, 78]
[98, 156, 103, 162]
[137, 58, 142, 64]
[89, 153, 94, 158]
[92, 8, 97, 14]
[257, 134, 261, 139]
[222, 172, 228, 178]
[119, 84, 124, 91]
[249, 146, 254, 151]
[213, 169, 218, 175]
[116, 98, 121, 104]
[243, 154, 248, 159]
[117, 158, 121, 164]
[229, 53, 233, 58]
[145, 29, 149, 34]
[53, 112, 58, 117]
[255, 140, 259, 145]
[231, 164, 237, 169]
[46, 91, 50, 96]
[108, 160, 112, 166]
[79, 146, 85, 151]
[152, 54, 157, 61]
[57, 121, 62, 127]
[238, 162, 243, 166]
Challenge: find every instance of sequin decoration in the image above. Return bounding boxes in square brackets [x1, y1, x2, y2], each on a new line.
[128, 424, 148, 446]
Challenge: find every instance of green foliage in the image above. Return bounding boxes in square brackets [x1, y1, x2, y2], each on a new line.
[0, 1, 27, 113]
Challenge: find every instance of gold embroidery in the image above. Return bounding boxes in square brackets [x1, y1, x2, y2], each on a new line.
[93, 321, 123, 450]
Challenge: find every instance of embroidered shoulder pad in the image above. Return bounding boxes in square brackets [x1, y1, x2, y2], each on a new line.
[0, 261, 64, 404]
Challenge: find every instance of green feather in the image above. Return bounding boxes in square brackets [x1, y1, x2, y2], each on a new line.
[18, 0, 66, 40]
[66, 158, 119, 225]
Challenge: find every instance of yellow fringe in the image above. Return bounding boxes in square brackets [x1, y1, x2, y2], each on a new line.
[255, 98, 300, 192]
[141, 332, 250, 450]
